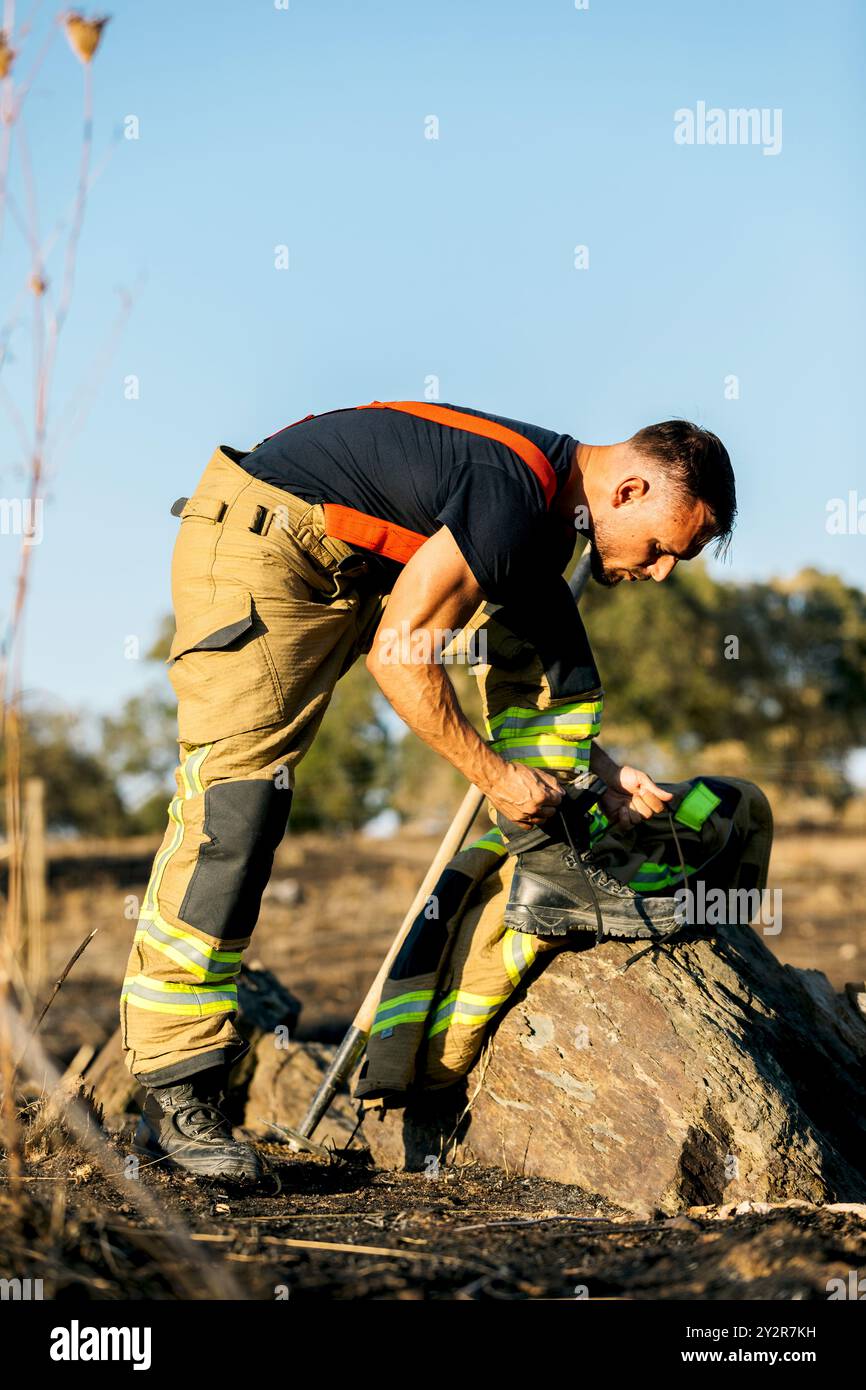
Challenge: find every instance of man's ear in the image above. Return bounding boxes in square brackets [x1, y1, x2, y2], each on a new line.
[611, 475, 651, 509]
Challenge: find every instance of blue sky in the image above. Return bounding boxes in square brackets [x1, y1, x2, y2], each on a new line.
[0, 0, 864, 713]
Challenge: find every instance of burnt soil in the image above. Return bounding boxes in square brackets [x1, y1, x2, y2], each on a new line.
[2, 826, 865, 1301]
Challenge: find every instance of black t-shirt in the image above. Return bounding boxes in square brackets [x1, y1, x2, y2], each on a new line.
[237, 403, 600, 698]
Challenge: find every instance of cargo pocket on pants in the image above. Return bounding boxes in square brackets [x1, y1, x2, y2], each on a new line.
[167, 589, 283, 742]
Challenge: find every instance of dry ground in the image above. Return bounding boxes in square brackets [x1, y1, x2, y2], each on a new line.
[2, 824, 865, 1300]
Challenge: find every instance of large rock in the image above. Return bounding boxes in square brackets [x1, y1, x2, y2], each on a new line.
[360, 924, 866, 1217]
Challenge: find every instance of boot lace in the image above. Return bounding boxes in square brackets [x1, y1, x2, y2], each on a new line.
[561, 806, 693, 962]
[621, 812, 692, 967]
[570, 851, 634, 897]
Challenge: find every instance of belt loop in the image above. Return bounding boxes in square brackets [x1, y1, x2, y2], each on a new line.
[177, 496, 227, 524]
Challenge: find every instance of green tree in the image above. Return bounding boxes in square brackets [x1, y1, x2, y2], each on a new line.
[390, 661, 484, 825]
[0, 705, 129, 836]
[581, 563, 866, 800]
[290, 661, 395, 830]
[100, 617, 178, 833]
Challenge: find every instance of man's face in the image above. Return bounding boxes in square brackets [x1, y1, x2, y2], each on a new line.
[586, 448, 714, 587]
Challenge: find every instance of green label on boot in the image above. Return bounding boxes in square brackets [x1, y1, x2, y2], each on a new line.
[674, 781, 721, 832]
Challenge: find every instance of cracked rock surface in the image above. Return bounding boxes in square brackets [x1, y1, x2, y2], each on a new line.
[361, 925, 866, 1217]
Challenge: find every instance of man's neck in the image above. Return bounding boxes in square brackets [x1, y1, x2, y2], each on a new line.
[554, 440, 600, 529]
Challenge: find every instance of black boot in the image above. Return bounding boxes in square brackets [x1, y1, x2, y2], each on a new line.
[504, 841, 683, 939]
[134, 1067, 265, 1185]
[498, 775, 682, 941]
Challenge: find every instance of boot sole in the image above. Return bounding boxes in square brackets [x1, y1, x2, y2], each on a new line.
[505, 905, 596, 937]
[505, 904, 679, 940]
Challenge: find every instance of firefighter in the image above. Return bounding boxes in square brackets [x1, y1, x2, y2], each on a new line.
[120, 400, 736, 1183]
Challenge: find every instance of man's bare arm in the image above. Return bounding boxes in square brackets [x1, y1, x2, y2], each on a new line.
[590, 742, 621, 785]
[365, 526, 563, 827]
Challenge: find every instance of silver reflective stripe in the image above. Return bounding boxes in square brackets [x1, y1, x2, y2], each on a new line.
[509, 932, 532, 975]
[492, 742, 591, 762]
[492, 710, 602, 734]
[375, 996, 432, 1023]
[433, 997, 498, 1022]
[124, 980, 237, 1006]
[145, 922, 240, 976]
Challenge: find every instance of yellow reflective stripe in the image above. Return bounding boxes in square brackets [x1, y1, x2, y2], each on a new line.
[426, 1015, 462, 1037]
[133, 933, 215, 981]
[122, 975, 237, 997]
[370, 988, 436, 1035]
[427, 987, 510, 1035]
[121, 996, 235, 1017]
[628, 862, 696, 891]
[488, 728, 601, 746]
[187, 746, 207, 795]
[427, 1005, 504, 1038]
[134, 918, 244, 982]
[121, 973, 237, 1016]
[493, 749, 591, 770]
[493, 727, 601, 745]
[433, 987, 509, 1012]
[370, 1012, 430, 1035]
[467, 834, 507, 856]
[142, 745, 211, 914]
[374, 989, 435, 1016]
[142, 797, 184, 915]
[503, 928, 537, 987]
[492, 733, 596, 748]
[503, 932, 521, 988]
[488, 700, 604, 733]
[135, 916, 243, 961]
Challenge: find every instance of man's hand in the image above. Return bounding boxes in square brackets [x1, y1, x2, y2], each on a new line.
[480, 761, 564, 827]
[600, 764, 673, 827]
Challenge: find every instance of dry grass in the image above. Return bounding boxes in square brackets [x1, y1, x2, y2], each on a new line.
[0, 823, 864, 1300]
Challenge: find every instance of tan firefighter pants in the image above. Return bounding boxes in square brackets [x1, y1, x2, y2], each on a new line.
[356, 833, 559, 1102]
[120, 448, 389, 1083]
[120, 447, 603, 1085]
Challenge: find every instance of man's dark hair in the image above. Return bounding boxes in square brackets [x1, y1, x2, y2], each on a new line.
[629, 420, 737, 559]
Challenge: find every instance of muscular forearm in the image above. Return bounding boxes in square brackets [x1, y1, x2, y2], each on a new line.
[362, 525, 564, 826]
[367, 653, 505, 791]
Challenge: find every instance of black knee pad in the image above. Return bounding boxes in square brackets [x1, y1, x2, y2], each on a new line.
[179, 779, 292, 939]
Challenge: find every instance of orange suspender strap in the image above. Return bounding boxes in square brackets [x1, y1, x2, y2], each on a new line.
[359, 401, 558, 505]
[321, 400, 559, 565]
[320, 503, 428, 566]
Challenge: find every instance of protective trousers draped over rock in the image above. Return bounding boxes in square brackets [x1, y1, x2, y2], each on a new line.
[356, 776, 774, 1103]
[120, 448, 599, 1085]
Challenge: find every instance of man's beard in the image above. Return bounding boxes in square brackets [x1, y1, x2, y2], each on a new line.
[587, 517, 623, 587]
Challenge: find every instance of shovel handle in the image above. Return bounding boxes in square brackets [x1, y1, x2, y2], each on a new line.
[297, 543, 594, 1137]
